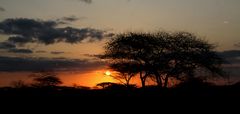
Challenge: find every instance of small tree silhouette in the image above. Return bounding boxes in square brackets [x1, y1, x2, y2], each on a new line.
[96, 82, 117, 89]
[11, 80, 28, 88]
[31, 71, 62, 87]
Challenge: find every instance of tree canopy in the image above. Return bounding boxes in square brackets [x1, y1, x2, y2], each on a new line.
[101, 31, 224, 88]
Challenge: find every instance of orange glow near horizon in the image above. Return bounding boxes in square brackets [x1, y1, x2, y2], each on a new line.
[58, 70, 116, 88]
[0, 71, 236, 88]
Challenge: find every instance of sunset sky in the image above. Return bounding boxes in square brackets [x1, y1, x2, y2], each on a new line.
[0, 0, 240, 87]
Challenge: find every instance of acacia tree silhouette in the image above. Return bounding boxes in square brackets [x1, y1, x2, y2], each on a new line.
[101, 31, 224, 88]
[101, 32, 158, 87]
[31, 71, 62, 88]
[96, 82, 118, 89]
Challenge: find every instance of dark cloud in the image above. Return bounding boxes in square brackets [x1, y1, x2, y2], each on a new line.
[217, 50, 240, 64]
[8, 36, 33, 44]
[8, 48, 33, 54]
[211, 50, 240, 79]
[0, 18, 111, 45]
[0, 56, 105, 72]
[0, 41, 33, 54]
[0, 7, 5, 12]
[218, 50, 240, 58]
[0, 42, 16, 49]
[51, 51, 65, 55]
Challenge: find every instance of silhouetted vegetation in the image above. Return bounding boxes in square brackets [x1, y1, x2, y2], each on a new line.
[10, 80, 28, 88]
[1, 31, 237, 99]
[109, 62, 138, 87]
[1, 81, 240, 98]
[101, 31, 225, 88]
[30, 71, 62, 88]
[96, 82, 117, 89]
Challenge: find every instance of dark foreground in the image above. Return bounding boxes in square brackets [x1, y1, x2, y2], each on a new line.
[1, 83, 240, 98]
[0, 84, 239, 111]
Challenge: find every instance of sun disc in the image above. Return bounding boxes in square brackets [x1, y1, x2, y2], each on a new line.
[105, 71, 111, 76]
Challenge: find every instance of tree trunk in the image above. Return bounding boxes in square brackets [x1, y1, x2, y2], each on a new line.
[126, 78, 130, 88]
[164, 75, 169, 88]
[140, 71, 146, 88]
[154, 71, 162, 87]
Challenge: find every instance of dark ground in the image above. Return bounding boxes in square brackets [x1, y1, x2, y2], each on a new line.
[0, 84, 239, 112]
[1, 79, 240, 110]
[1, 83, 240, 99]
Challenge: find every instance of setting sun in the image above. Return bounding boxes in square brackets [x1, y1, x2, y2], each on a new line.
[105, 71, 111, 76]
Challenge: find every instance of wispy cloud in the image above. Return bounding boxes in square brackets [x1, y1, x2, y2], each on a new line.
[35, 50, 47, 53]
[78, 0, 92, 4]
[0, 7, 5, 12]
[234, 42, 240, 47]
[67, 0, 92, 4]
[57, 15, 80, 24]
[0, 18, 112, 45]
[0, 42, 16, 49]
[51, 51, 65, 55]
[62, 15, 79, 22]
[83, 54, 100, 58]
[223, 21, 229, 24]
[8, 48, 33, 54]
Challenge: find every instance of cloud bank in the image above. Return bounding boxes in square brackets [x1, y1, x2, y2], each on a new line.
[0, 42, 32, 54]
[0, 56, 105, 72]
[0, 18, 111, 45]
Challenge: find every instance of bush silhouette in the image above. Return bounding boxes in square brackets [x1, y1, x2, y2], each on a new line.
[10, 80, 28, 88]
